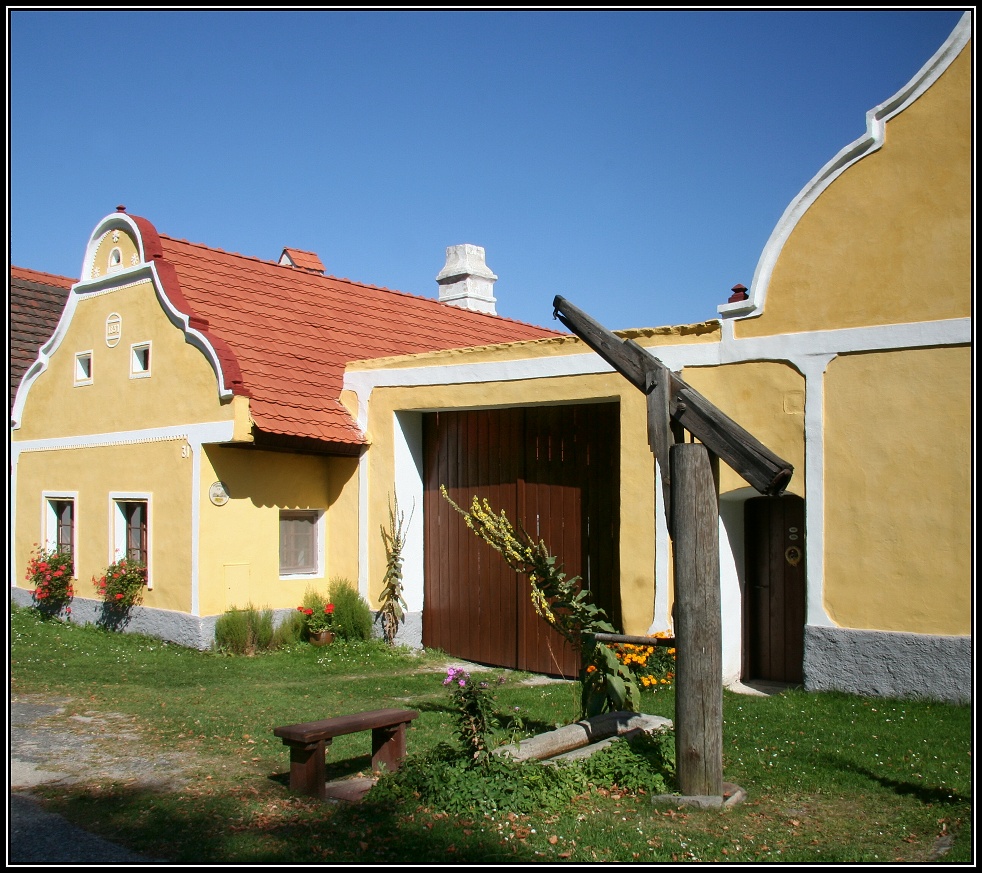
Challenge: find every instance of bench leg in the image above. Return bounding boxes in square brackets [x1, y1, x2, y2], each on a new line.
[371, 723, 407, 774]
[286, 739, 331, 799]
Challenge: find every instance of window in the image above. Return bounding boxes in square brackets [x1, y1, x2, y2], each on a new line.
[52, 500, 75, 554]
[121, 501, 148, 563]
[44, 496, 76, 560]
[74, 351, 93, 385]
[108, 247, 123, 273]
[130, 342, 151, 378]
[279, 510, 321, 576]
[111, 497, 151, 587]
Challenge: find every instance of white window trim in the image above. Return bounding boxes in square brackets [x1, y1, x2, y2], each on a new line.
[74, 350, 94, 386]
[130, 341, 152, 379]
[279, 509, 326, 580]
[107, 247, 123, 273]
[41, 491, 78, 564]
[109, 492, 153, 589]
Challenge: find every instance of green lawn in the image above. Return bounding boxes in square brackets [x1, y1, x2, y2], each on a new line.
[10, 605, 972, 863]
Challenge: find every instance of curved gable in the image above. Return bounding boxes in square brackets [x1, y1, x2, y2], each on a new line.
[726, 13, 972, 336]
[13, 210, 250, 431]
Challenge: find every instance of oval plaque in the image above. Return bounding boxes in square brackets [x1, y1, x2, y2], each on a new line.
[209, 481, 230, 506]
[106, 312, 122, 348]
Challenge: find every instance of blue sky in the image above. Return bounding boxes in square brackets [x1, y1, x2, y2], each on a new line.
[8, 9, 967, 331]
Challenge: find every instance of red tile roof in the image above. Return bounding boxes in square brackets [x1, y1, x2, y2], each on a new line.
[143, 224, 562, 448]
[280, 248, 326, 273]
[9, 266, 75, 412]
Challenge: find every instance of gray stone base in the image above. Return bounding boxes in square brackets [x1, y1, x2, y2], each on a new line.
[804, 625, 971, 704]
[389, 610, 423, 650]
[11, 588, 424, 652]
[651, 782, 747, 809]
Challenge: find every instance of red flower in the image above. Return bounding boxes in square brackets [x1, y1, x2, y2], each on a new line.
[326, 603, 335, 614]
[115, 593, 124, 600]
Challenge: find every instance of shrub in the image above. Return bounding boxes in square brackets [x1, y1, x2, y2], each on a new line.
[214, 603, 276, 655]
[93, 557, 147, 609]
[326, 577, 373, 641]
[25, 545, 75, 618]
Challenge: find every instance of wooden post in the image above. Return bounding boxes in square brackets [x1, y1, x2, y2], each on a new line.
[671, 442, 723, 797]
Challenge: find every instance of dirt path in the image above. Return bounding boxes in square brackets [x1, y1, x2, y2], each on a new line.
[10, 692, 194, 792]
[9, 691, 193, 863]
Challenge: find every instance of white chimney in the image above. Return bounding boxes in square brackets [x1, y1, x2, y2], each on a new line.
[436, 244, 497, 315]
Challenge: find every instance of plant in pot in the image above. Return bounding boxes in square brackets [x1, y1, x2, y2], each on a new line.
[297, 600, 336, 645]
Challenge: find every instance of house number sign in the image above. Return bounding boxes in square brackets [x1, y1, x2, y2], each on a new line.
[106, 313, 122, 348]
[209, 481, 230, 506]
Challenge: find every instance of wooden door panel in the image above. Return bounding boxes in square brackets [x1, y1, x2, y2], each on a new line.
[424, 403, 619, 677]
[745, 495, 805, 683]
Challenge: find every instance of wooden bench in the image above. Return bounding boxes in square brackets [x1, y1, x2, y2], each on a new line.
[273, 708, 419, 799]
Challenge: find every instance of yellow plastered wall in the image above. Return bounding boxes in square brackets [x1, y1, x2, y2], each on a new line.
[823, 346, 970, 634]
[363, 372, 658, 635]
[14, 440, 193, 612]
[90, 226, 142, 279]
[737, 41, 971, 338]
[680, 362, 806, 498]
[16, 279, 234, 440]
[196, 446, 360, 616]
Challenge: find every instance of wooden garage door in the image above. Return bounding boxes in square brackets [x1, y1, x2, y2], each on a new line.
[423, 403, 619, 676]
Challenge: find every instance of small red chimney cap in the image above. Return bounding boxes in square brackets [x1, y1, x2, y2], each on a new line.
[728, 283, 749, 303]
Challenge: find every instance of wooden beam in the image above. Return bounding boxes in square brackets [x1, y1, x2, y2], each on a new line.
[671, 442, 723, 798]
[553, 295, 793, 497]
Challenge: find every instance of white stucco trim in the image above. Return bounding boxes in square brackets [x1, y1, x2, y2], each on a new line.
[357, 449, 371, 602]
[393, 412, 425, 612]
[720, 11, 973, 321]
[799, 354, 837, 628]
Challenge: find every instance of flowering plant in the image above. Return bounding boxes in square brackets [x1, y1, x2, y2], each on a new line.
[611, 632, 676, 692]
[443, 666, 505, 764]
[297, 601, 335, 634]
[93, 557, 147, 609]
[26, 545, 75, 615]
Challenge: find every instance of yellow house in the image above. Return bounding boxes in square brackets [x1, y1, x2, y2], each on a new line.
[10, 13, 970, 701]
[9, 216, 558, 646]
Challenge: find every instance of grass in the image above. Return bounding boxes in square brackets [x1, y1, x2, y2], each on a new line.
[9, 604, 973, 864]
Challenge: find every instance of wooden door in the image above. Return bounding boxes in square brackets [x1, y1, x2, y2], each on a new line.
[744, 495, 805, 683]
[423, 403, 619, 676]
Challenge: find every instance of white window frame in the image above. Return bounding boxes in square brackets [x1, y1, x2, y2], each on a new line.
[42, 491, 78, 566]
[278, 509, 325, 579]
[74, 351, 93, 386]
[109, 492, 153, 589]
[130, 342, 152, 379]
[107, 247, 123, 273]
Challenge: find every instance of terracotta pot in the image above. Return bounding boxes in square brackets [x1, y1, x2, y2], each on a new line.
[309, 630, 335, 646]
